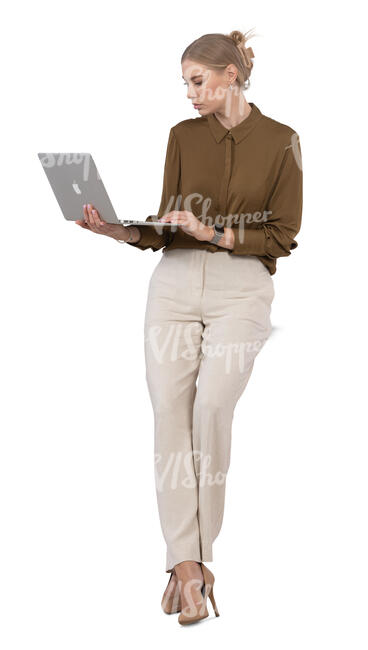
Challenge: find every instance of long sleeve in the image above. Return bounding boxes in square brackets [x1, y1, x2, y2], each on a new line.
[228, 134, 303, 258]
[127, 127, 181, 252]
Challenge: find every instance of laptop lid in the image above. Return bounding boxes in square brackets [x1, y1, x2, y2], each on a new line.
[37, 152, 121, 224]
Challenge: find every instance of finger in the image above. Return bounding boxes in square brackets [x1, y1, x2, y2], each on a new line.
[160, 211, 182, 223]
[90, 205, 103, 228]
[92, 209, 104, 227]
[166, 211, 178, 221]
[86, 203, 99, 228]
[75, 219, 90, 228]
[171, 211, 188, 224]
[83, 204, 91, 225]
[90, 204, 103, 226]
[160, 211, 179, 221]
[165, 217, 185, 225]
[80, 212, 92, 229]
[85, 203, 94, 226]
[82, 206, 104, 234]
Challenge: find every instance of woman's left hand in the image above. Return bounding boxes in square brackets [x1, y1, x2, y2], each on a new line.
[158, 211, 212, 242]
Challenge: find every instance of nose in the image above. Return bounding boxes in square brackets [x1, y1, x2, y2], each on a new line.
[187, 88, 198, 101]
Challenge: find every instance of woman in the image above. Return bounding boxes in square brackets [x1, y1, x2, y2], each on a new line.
[76, 29, 303, 625]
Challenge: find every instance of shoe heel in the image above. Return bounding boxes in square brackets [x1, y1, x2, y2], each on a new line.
[209, 585, 220, 617]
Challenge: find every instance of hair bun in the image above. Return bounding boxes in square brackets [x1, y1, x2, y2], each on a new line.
[229, 30, 246, 47]
[228, 29, 256, 68]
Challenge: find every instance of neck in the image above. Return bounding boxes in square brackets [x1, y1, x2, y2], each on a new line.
[214, 92, 251, 130]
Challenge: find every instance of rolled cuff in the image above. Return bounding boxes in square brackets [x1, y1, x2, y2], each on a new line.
[228, 226, 267, 256]
[126, 225, 167, 251]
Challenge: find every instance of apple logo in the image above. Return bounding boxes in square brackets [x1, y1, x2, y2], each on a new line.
[72, 181, 82, 194]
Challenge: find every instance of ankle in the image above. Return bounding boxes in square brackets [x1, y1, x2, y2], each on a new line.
[174, 561, 201, 571]
[174, 562, 204, 584]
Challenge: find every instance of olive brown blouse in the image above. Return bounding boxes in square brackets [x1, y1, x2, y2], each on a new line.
[127, 102, 303, 275]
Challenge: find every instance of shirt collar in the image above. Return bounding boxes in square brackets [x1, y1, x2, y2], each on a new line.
[207, 102, 263, 144]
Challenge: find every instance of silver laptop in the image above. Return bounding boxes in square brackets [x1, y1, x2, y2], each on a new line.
[37, 152, 172, 227]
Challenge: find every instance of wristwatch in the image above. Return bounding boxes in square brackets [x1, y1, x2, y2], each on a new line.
[209, 224, 225, 245]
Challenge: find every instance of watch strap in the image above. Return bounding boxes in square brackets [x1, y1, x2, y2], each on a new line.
[210, 224, 225, 245]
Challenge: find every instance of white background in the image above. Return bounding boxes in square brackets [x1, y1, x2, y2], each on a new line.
[1, 1, 367, 648]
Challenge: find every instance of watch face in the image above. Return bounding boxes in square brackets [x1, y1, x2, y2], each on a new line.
[215, 225, 225, 234]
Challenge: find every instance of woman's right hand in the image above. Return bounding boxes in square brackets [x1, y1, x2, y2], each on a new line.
[75, 203, 131, 241]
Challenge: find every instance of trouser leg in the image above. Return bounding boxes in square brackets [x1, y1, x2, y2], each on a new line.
[144, 251, 204, 573]
[192, 253, 275, 562]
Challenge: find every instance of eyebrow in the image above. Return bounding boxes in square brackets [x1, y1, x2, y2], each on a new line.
[182, 74, 203, 81]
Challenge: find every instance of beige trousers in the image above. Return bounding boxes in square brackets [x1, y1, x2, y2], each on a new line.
[143, 248, 275, 573]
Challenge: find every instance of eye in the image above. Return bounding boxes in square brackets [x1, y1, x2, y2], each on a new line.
[183, 81, 202, 87]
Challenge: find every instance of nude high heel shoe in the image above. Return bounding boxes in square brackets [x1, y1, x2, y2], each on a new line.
[177, 563, 220, 625]
[161, 570, 182, 614]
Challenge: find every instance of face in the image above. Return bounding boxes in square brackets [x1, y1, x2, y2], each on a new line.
[181, 58, 238, 116]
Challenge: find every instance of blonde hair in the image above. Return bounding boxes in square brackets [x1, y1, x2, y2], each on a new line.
[181, 29, 256, 90]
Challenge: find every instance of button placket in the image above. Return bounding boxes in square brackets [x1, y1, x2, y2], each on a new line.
[218, 131, 233, 222]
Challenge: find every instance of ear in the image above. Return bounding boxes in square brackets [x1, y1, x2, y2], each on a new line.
[226, 63, 238, 85]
